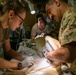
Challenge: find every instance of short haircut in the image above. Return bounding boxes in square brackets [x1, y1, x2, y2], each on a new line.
[38, 17, 47, 25]
[36, 14, 44, 20]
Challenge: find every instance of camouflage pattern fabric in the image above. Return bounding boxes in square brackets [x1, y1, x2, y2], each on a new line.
[59, 7, 76, 74]
[59, 7, 76, 45]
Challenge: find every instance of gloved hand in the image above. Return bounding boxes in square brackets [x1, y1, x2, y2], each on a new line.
[21, 56, 35, 68]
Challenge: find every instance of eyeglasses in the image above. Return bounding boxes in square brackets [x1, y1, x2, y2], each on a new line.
[15, 12, 24, 24]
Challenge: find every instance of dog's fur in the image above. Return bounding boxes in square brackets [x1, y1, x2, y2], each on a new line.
[25, 58, 61, 75]
[24, 36, 62, 75]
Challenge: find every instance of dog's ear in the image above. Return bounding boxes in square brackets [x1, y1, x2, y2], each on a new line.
[35, 37, 45, 57]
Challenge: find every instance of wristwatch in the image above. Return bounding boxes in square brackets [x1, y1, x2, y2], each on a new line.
[18, 62, 22, 69]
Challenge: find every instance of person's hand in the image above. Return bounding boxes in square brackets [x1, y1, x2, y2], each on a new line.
[15, 52, 24, 61]
[46, 51, 53, 60]
[46, 51, 61, 67]
[46, 47, 70, 63]
[45, 50, 60, 62]
[46, 50, 60, 61]
[21, 56, 35, 68]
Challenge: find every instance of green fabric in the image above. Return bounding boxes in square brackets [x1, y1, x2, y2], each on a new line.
[59, 7, 76, 45]
[59, 7, 76, 74]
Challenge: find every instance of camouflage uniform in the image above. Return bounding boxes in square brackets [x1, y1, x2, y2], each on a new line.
[59, 7, 76, 45]
[59, 7, 76, 75]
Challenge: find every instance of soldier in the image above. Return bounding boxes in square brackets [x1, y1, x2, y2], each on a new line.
[45, 0, 76, 66]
